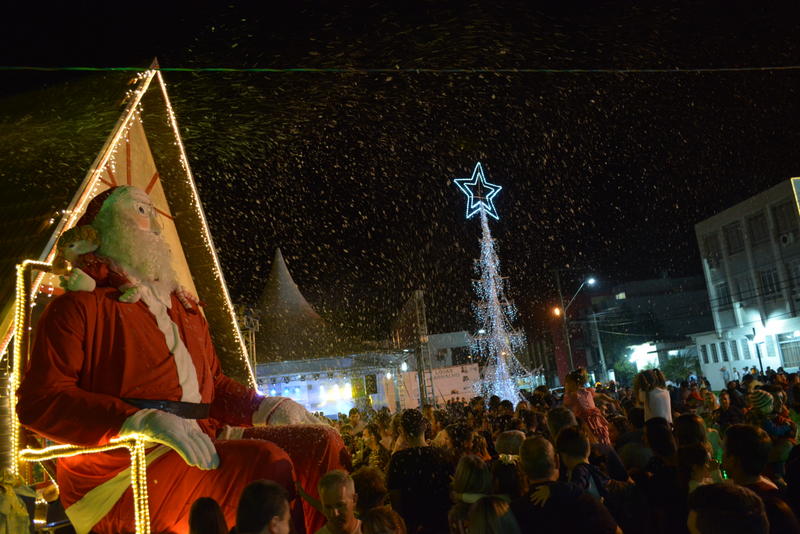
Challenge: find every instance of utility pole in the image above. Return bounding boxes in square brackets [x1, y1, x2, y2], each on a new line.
[590, 311, 608, 382]
[554, 270, 575, 371]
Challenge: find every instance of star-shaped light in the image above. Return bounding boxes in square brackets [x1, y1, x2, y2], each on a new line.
[454, 162, 502, 220]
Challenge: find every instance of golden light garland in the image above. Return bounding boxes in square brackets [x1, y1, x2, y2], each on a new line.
[18, 434, 152, 534]
[6, 67, 257, 532]
[155, 70, 257, 389]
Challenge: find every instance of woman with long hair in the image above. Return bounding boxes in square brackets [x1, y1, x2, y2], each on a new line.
[468, 496, 521, 534]
[633, 369, 672, 424]
[449, 455, 492, 534]
[363, 423, 391, 471]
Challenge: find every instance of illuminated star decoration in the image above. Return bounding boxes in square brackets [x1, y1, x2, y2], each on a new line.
[454, 162, 503, 220]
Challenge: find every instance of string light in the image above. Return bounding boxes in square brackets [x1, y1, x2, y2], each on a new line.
[454, 164, 527, 401]
[7, 66, 254, 532]
[0, 70, 157, 359]
[0, 66, 257, 387]
[454, 162, 502, 221]
[18, 434, 152, 534]
[155, 70, 257, 388]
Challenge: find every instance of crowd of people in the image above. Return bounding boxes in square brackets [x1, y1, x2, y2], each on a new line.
[187, 366, 800, 534]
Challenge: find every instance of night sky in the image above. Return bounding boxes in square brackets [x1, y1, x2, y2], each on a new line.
[2, 1, 800, 340]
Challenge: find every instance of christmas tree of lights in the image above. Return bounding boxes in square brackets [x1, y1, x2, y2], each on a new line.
[455, 163, 528, 401]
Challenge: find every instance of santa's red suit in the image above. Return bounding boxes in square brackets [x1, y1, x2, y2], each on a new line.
[17, 285, 349, 534]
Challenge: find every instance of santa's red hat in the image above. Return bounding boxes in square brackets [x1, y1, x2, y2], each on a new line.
[77, 187, 121, 227]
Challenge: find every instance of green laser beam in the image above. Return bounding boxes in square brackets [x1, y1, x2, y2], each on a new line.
[1, 65, 800, 74]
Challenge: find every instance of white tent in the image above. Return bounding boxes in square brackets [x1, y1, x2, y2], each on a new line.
[254, 248, 350, 362]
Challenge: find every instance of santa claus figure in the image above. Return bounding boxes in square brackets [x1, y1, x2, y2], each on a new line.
[17, 186, 349, 534]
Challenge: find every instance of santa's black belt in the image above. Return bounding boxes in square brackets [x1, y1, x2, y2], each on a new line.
[123, 398, 210, 419]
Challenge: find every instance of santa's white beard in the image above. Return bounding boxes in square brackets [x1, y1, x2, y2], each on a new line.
[96, 215, 178, 296]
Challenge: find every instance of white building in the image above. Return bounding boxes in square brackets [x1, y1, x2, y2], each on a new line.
[693, 178, 800, 389]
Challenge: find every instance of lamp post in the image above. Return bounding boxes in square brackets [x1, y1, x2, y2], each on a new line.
[553, 271, 597, 372]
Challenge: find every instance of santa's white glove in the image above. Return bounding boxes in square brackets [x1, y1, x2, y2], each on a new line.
[253, 397, 326, 426]
[60, 267, 96, 292]
[120, 409, 219, 470]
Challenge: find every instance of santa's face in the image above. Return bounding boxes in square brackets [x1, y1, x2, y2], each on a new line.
[122, 188, 161, 234]
[94, 186, 176, 289]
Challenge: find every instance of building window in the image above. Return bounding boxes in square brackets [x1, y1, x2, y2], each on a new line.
[788, 261, 800, 295]
[773, 201, 799, 237]
[734, 275, 756, 301]
[710, 344, 719, 363]
[778, 332, 800, 367]
[723, 223, 745, 254]
[715, 282, 732, 308]
[700, 345, 709, 364]
[703, 233, 722, 268]
[741, 340, 752, 360]
[720, 342, 729, 361]
[758, 269, 780, 298]
[730, 340, 740, 361]
[747, 211, 770, 244]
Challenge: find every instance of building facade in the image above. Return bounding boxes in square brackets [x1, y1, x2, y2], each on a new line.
[693, 179, 800, 390]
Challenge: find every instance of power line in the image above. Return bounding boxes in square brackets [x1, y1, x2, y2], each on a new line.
[1, 65, 800, 74]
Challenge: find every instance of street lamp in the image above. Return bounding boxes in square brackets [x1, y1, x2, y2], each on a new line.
[554, 272, 597, 371]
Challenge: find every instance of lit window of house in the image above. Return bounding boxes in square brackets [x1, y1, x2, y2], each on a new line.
[778, 332, 800, 367]
[730, 340, 740, 361]
[758, 269, 780, 298]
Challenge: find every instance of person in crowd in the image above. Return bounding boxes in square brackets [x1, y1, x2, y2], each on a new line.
[639, 417, 688, 534]
[351, 467, 388, 516]
[374, 410, 395, 451]
[555, 426, 609, 501]
[698, 389, 719, 423]
[495, 430, 525, 456]
[386, 409, 453, 534]
[349, 408, 367, 436]
[317, 470, 362, 534]
[517, 409, 538, 435]
[491, 453, 527, 501]
[563, 368, 612, 445]
[677, 444, 716, 495]
[468, 495, 522, 534]
[511, 436, 620, 534]
[727, 381, 747, 409]
[723, 424, 800, 533]
[431, 409, 450, 438]
[361, 423, 391, 471]
[439, 423, 475, 467]
[189, 497, 228, 534]
[547, 406, 628, 482]
[616, 407, 646, 450]
[472, 433, 493, 462]
[497, 400, 515, 418]
[633, 369, 673, 424]
[674, 413, 723, 468]
[449, 455, 493, 534]
[713, 390, 744, 433]
[361, 506, 407, 534]
[607, 415, 631, 446]
[686, 483, 769, 534]
[235, 480, 292, 534]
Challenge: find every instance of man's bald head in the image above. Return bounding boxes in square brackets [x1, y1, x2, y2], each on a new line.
[519, 436, 558, 481]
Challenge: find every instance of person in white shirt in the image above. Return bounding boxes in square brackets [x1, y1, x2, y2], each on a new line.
[634, 369, 673, 424]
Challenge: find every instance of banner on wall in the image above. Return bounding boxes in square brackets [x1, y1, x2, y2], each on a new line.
[389, 363, 480, 409]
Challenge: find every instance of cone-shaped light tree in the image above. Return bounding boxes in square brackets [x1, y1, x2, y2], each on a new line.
[454, 163, 528, 401]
